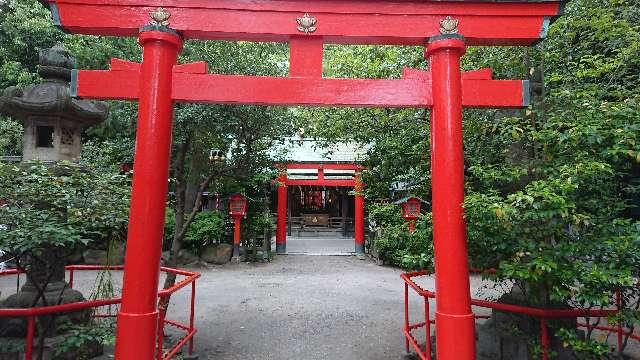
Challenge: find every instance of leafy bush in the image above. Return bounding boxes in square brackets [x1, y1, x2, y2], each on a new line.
[368, 202, 404, 229]
[183, 211, 226, 252]
[245, 208, 275, 238]
[163, 206, 176, 250]
[55, 321, 115, 359]
[374, 214, 433, 270]
[0, 161, 130, 261]
[555, 328, 610, 359]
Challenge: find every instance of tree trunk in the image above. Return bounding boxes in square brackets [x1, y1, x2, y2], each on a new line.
[159, 136, 226, 312]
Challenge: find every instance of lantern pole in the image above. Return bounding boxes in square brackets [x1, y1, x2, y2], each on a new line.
[408, 221, 416, 234]
[276, 170, 288, 253]
[232, 216, 242, 260]
[426, 32, 476, 360]
[115, 24, 182, 360]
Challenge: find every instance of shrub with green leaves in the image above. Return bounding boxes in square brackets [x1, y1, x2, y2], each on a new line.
[55, 320, 116, 359]
[0, 161, 130, 261]
[183, 211, 226, 252]
[374, 214, 433, 270]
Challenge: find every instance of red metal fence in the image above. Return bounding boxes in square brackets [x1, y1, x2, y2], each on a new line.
[0, 265, 200, 360]
[402, 270, 640, 360]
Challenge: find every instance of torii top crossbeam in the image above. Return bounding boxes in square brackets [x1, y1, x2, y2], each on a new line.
[44, 0, 563, 45]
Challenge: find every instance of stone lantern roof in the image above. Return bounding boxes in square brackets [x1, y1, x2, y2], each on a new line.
[0, 43, 108, 125]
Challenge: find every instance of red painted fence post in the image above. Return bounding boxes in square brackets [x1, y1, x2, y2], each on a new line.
[540, 319, 550, 360]
[354, 172, 365, 255]
[189, 281, 196, 355]
[114, 26, 182, 360]
[25, 316, 35, 360]
[276, 171, 288, 253]
[404, 283, 410, 353]
[426, 34, 476, 360]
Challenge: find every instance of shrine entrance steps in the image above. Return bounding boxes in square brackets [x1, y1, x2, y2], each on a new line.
[276, 235, 355, 255]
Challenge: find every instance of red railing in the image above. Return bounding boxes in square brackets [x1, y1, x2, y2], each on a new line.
[0, 265, 200, 360]
[402, 270, 639, 360]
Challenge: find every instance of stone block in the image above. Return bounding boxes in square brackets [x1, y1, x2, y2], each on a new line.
[200, 244, 232, 265]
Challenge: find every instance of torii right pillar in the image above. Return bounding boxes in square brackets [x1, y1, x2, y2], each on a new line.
[427, 33, 475, 360]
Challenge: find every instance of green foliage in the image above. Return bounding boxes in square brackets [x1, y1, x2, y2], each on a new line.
[0, 337, 24, 354]
[0, 161, 130, 257]
[244, 209, 275, 238]
[0, 0, 62, 88]
[0, 116, 22, 155]
[81, 138, 135, 170]
[374, 214, 433, 270]
[55, 321, 116, 359]
[368, 202, 404, 228]
[555, 328, 610, 359]
[163, 206, 176, 245]
[184, 211, 226, 251]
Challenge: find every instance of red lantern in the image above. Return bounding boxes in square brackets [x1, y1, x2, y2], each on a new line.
[228, 193, 248, 218]
[228, 193, 248, 260]
[401, 197, 422, 233]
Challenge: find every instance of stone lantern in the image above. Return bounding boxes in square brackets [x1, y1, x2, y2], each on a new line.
[0, 43, 108, 162]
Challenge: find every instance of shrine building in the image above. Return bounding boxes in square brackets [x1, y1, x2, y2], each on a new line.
[270, 138, 368, 254]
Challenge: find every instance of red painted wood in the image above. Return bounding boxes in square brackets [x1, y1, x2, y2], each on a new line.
[108, 58, 207, 74]
[75, 69, 526, 108]
[47, 0, 562, 45]
[110, 58, 139, 71]
[114, 30, 182, 360]
[50, 0, 563, 15]
[174, 61, 208, 74]
[233, 217, 242, 252]
[290, 36, 323, 77]
[427, 37, 475, 360]
[276, 173, 287, 253]
[50, 1, 563, 357]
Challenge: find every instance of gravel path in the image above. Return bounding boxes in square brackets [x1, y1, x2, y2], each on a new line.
[186, 255, 418, 360]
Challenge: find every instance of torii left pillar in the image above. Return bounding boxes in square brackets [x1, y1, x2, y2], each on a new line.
[115, 25, 182, 360]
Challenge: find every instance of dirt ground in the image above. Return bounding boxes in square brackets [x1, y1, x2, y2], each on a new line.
[1, 255, 638, 359]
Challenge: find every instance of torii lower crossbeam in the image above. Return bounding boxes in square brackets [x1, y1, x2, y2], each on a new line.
[73, 62, 528, 108]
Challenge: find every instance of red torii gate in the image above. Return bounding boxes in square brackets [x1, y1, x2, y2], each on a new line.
[41, 1, 565, 359]
[275, 163, 365, 254]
